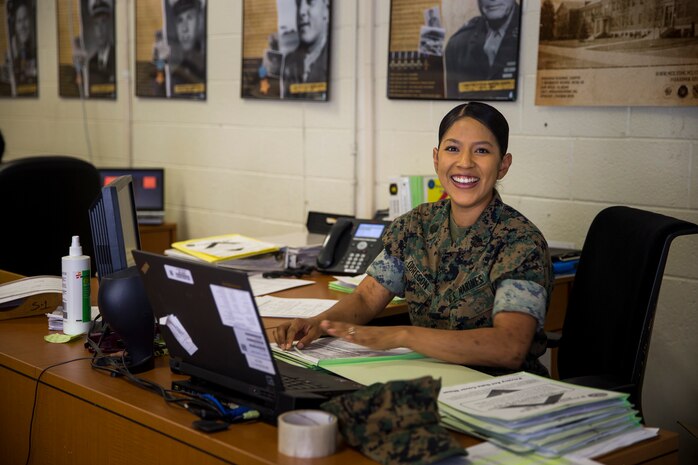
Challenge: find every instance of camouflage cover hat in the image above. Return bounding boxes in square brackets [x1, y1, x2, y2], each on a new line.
[321, 376, 465, 465]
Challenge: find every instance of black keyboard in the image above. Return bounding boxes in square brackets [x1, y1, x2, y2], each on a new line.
[281, 374, 329, 391]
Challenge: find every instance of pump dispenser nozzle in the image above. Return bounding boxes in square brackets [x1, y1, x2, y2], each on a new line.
[69, 235, 83, 256]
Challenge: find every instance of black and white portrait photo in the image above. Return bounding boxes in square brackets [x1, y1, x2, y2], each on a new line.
[1, 0, 38, 97]
[56, 0, 115, 98]
[387, 0, 521, 101]
[163, 0, 206, 97]
[242, 0, 332, 101]
[443, 0, 520, 100]
[135, 0, 207, 99]
[82, 0, 116, 98]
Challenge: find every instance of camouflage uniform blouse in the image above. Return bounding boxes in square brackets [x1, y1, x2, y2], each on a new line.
[367, 192, 552, 376]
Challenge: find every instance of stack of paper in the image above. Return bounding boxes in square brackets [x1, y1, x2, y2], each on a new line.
[438, 372, 645, 458]
[271, 337, 424, 369]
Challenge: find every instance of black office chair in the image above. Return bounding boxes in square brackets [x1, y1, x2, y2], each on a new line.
[549, 206, 698, 421]
[0, 155, 101, 276]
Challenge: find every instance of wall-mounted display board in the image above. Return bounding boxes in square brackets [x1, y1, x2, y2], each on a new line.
[241, 0, 331, 101]
[135, 0, 207, 100]
[387, 0, 522, 101]
[0, 0, 38, 97]
[57, 0, 116, 99]
[536, 0, 698, 106]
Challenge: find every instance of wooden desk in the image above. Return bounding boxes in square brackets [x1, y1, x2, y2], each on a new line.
[0, 289, 678, 465]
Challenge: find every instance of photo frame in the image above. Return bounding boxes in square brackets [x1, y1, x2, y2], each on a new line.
[0, 0, 39, 97]
[241, 0, 332, 101]
[387, 0, 522, 101]
[536, 0, 698, 106]
[56, 0, 116, 99]
[135, 0, 207, 100]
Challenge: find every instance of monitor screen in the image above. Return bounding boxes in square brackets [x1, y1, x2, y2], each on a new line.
[98, 168, 164, 213]
[89, 175, 142, 280]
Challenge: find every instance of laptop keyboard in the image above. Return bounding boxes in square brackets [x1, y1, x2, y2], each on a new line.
[281, 374, 330, 391]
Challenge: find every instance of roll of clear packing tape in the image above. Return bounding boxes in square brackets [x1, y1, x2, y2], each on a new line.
[277, 409, 338, 458]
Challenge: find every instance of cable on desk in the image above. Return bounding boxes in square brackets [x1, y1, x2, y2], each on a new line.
[24, 355, 94, 465]
[85, 334, 260, 430]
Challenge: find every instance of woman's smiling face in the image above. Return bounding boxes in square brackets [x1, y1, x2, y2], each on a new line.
[433, 117, 511, 227]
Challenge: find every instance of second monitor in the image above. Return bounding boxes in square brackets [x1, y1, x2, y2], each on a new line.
[99, 168, 165, 224]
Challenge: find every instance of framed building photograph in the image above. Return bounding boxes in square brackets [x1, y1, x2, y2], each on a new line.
[135, 0, 207, 100]
[388, 0, 522, 101]
[241, 0, 331, 101]
[536, 0, 698, 106]
[0, 0, 38, 97]
[56, 0, 116, 99]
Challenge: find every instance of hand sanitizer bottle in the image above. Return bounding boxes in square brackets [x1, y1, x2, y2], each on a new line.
[62, 236, 91, 335]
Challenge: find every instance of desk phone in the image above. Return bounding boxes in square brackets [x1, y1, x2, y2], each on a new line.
[316, 218, 390, 276]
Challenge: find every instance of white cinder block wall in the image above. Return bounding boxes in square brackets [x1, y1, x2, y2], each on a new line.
[0, 1, 696, 462]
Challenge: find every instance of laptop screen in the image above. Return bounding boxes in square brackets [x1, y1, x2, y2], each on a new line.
[99, 168, 164, 214]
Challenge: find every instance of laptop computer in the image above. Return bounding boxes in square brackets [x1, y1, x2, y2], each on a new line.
[99, 168, 165, 225]
[132, 250, 362, 423]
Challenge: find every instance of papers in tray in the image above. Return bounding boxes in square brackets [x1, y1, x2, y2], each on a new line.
[271, 337, 424, 368]
[171, 234, 279, 263]
[437, 372, 645, 458]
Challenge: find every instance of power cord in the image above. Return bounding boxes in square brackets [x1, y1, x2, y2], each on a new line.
[85, 335, 260, 432]
[24, 356, 94, 465]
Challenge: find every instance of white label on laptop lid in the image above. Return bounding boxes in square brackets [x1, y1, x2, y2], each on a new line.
[210, 284, 262, 332]
[164, 264, 194, 284]
[159, 315, 198, 355]
[210, 284, 276, 375]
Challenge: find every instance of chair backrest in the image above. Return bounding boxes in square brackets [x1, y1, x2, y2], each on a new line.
[0, 155, 101, 276]
[558, 206, 698, 409]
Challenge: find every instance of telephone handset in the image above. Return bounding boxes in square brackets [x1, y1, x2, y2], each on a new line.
[316, 218, 390, 276]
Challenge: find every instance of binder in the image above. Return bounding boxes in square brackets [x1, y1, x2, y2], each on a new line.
[0, 270, 62, 321]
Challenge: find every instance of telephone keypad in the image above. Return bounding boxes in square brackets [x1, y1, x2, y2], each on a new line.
[343, 252, 367, 272]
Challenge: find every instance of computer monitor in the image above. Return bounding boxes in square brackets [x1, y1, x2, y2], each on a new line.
[98, 168, 165, 224]
[89, 175, 142, 280]
[88, 175, 154, 373]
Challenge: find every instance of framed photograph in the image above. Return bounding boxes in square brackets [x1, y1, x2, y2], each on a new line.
[0, 0, 38, 97]
[56, 0, 116, 99]
[135, 0, 207, 100]
[388, 0, 522, 101]
[241, 0, 332, 101]
[536, 0, 698, 106]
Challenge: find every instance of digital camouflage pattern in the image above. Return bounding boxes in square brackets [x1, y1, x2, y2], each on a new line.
[321, 376, 465, 465]
[371, 191, 552, 376]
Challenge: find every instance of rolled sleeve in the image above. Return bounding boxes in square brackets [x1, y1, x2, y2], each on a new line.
[366, 249, 405, 297]
[493, 279, 547, 330]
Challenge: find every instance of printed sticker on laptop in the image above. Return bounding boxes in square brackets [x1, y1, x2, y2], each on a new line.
[234, 327, 276, 375]
[209, 284, 262, 332]
[159, 314, 198, 355]
[164, 264, 194, 284]
[210, 284, 275, 375]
